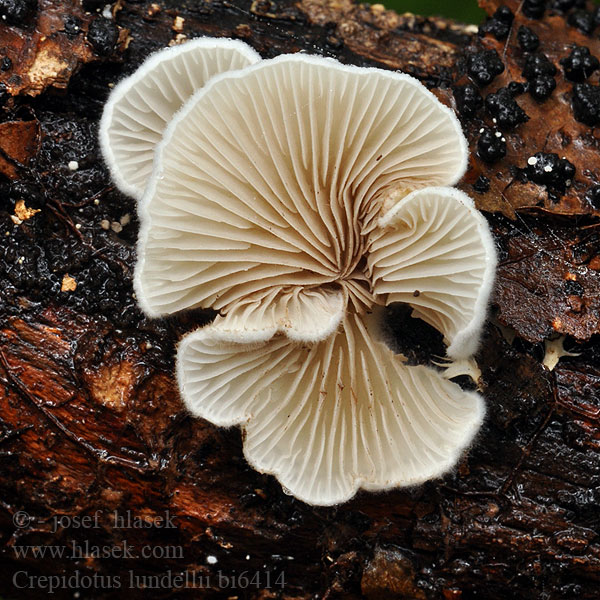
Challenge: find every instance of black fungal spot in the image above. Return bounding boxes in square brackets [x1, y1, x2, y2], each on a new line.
[0, 82, 8, 107]
[560, 46, 599, 82]
[0, 56, 11, 71]
[485, 87, 529, 128]
[507, 81, 527, 96]
[523, 53, 557, 79]
[81, 0, 106, 11]
[480, 6, 514, 40]
[0, 0, 36, 25]
[466, 49, 505, 86]
[550, 0, 581, 11]
[584, 185, 600, 209]
[522, 53, 557, 101]
[87, 17, 119, 56]
[567, 10, 595, 35]
[477, 128, 507, 163]
[453, 83, 483, 117]
[523, 0, 545, 19]
[517, 25, 539, 52]
[525, 152, 576, 193]
[572, 83, 600, 126]
[10, 181, 45, 209]
[63, 15, 82, 36]
[473, 175, 491, 193]
[563, 279, 584, 296]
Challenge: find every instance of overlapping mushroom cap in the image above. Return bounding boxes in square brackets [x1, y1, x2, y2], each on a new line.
[100, 39, 497, 506]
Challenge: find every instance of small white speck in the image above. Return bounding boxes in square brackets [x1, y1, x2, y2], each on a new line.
[18, 256, 24, 264]
[74, 593, 81, 599]
[566, 179, 572, 186]
[501, 137, 506, 142]
[145, 341, 152, 349]
[492, 118, 497, 124]
[102, 4, 113, 18]
[246, 554, 251, 560]
[75, 223, 82, 229]
[479, 128, 485, 133]
[108, 82, 115, 88]
[68, 160, 79, 171]
[206, 555, 218, 565]
[528, 156, 538, 166]
[495, 131, 502, 138]
[2, 15, 6, 20]
[544, 165, 553, 172]
[94, 199, 100, 205]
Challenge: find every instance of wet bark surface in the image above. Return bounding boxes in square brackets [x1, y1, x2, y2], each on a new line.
[1, 0, 599, 598]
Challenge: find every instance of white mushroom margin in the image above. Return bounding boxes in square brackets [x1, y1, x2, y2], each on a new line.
[100, 43, 497, 506]
[99, 38, 260, 201]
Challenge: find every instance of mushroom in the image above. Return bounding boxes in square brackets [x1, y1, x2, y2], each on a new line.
[99, 38, 261, 200]
[177, 311, 486, 506]
[103, 50, 497, 505]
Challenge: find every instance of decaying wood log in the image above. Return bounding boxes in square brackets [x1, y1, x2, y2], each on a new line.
[1, 0, 600, 598]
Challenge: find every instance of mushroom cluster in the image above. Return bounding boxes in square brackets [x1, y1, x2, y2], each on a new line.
[100, 38, 497, 506]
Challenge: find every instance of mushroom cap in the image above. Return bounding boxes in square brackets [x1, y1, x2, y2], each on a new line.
[177, 310, 485, 506]
[99, 38, 261, 200]
[368, 187, 497, 359]
[135, 52, 469, 319]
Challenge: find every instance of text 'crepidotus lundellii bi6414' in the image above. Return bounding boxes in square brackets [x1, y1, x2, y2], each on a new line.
[99, 37, 497, 506]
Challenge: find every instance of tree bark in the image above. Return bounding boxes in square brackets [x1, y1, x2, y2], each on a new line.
[1, 0, 600, 598]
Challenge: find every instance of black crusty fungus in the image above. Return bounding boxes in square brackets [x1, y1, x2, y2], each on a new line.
[0, 0, 36, 25]
[572, 83, 600, 126]
[560, 46, 599, 82]
[0, 56, 11, 71]
[9, 181, 45, 209]
[550, 0, 582, 11]
[477, 128, 507, 163]
[0, 82, 8, 107]
[507, 81, 527, 96]
[63, 15, 82, 36]
[485, 87, 529, 128]
[466, 49, 505, 86]
[523, 0, 545, 19]
[585, 185, 600, 209]
[568, 10, 595, 35]
[81, 0, 105, 11]
[453, 83, 483, 117]
[525, 152, 575, 193]
[522, 53, 557, 101]
[473, 175, 491, 194]
[480, 6, 514, 40]
[563, 279, 584, 296]
[529, 75, 556, 100]
[87, 17, 119, 56]
[517, 26, 539, 52]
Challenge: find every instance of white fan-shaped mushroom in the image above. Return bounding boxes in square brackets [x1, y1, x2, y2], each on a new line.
[177, 310, 484, 506]
[367, 187, 497, 359]
[99, 38, 261, 200]
[135, 53, 468, 318]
